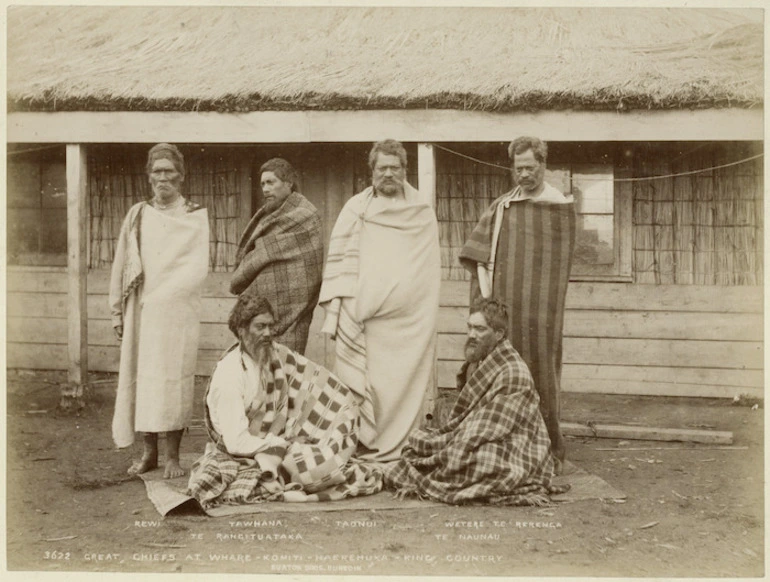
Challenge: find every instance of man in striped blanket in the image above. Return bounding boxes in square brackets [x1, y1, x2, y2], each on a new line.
[385, 299, 568, 506]
[187, 295, 382, 507]
[459, 136, 576, 472]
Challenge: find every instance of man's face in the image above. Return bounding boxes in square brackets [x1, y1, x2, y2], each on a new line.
[261, 171, 293, 213]
[241, 312, 274, 364]
[149, 158, 183, 201]
[372, 153, 405, 198]
[512, 149, 545, 195]
[464, 311, 502, 364]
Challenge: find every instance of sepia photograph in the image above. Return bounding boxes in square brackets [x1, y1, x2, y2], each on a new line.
[4, 1, 765, 578]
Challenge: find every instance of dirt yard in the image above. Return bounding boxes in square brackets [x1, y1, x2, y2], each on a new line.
[5, 369, 764, 577]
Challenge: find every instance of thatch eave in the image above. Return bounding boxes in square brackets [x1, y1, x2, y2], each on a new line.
[7, 7, 763, 115]
[7, 92, 762, 115]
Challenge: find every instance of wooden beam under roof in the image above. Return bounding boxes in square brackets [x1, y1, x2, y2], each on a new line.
[7, 108, 763, 144]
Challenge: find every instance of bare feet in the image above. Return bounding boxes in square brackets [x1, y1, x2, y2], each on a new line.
[127, 454, 158, 476]
[164, 459, 185, 479]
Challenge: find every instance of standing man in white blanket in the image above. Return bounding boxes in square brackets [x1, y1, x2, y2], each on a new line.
[110, 143, 210, 479]
[319, 139, 441, 463]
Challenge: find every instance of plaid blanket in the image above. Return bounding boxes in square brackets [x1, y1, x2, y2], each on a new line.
[187, 343, 382, 507]
[385, 339, 566, 506]
[231, 192, 323, 354]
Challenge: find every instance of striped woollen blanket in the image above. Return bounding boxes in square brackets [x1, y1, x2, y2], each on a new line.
[230, 192, 324, 354]
[187, 344, 383, 507]
[385, 340, 567, 506]
[459, 190, 576, 464]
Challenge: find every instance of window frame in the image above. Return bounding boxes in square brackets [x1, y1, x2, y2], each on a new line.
[549, 162, 633, 283]
[7, 153, 69, 268]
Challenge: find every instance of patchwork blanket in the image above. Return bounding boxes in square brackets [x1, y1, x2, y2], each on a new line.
[187, 343, 382, 507]
[231, 191, 324, 354]
[385, 339, 566, 506]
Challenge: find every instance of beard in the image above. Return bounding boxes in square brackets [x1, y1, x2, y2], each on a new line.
[374, 177, 404, 198]
[152, 182, 182, 201]
[243, 337, 272, 366]
[464, 334, 498, 364]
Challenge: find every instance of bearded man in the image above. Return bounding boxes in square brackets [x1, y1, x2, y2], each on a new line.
[319, 139, 440, 463]
[187, 295, 382, 507]
[385, 298, 568, 505]
[110, 143, 209, 479]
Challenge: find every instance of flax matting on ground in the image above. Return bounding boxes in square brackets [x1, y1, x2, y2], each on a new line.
[140, 454, 625, 517]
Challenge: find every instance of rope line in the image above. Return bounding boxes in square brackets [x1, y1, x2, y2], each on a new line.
[430, 143, 764, 183]
[7, 144, 64, 156]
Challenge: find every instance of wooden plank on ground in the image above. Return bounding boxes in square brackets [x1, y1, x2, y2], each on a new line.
[561, 379, 763, 400]
[561, 421, 733, 445]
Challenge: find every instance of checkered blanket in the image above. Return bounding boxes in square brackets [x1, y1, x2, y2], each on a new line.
[385, 339, 566, 505]
[231, 192, 324, 354]
[187, 343, 382, 507]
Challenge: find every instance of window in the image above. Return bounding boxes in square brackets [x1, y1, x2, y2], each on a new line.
[546, 163, 631, 279]
[7, 149, 68, 266]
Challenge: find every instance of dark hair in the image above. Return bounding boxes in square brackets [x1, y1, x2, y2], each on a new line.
[260, 158, 299, 192]
[228, 295, 274, 338]
[368, 139, 407, 172]
[146, 143, 185, 178]
[469, 298, 509, 335]
[508, 136, 548, 165]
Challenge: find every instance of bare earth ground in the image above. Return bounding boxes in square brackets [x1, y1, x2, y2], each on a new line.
[5, 369, 765, 577]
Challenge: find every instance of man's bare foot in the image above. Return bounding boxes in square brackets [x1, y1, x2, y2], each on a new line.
[164, 459, 185, 479]
[127, 454, 158, 476]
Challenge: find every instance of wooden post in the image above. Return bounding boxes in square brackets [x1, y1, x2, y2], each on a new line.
[62, 143, 88, 410]
[418, 142, 439, 404]
[417, 143, 437, 208]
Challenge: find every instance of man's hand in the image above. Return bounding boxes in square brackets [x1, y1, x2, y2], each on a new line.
[114, 325, 123, 341]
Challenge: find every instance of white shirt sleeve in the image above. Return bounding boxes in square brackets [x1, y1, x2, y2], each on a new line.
[208, 355, 287, 457]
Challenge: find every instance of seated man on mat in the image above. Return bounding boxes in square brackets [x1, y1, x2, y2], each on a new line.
[187, 295, 382, 507]
[385, 298, 569, 506]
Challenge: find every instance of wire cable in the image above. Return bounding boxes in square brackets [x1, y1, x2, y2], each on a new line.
[430, 143, 763, 183]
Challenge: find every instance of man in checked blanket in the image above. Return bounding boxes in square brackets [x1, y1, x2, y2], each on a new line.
[187, 294, 382, 507]
[385, 298, 569, 506]
[230, 158, 323, 354]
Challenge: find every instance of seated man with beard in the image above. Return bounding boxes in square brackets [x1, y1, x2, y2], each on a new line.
[187, 295, 382, 507]
[385, 298, 569, 506]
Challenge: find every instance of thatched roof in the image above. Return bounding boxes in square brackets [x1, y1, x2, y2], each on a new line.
[7, 6, 763, 113]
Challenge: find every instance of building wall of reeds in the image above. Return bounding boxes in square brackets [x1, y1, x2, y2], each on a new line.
[6, 140, 764, 398]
